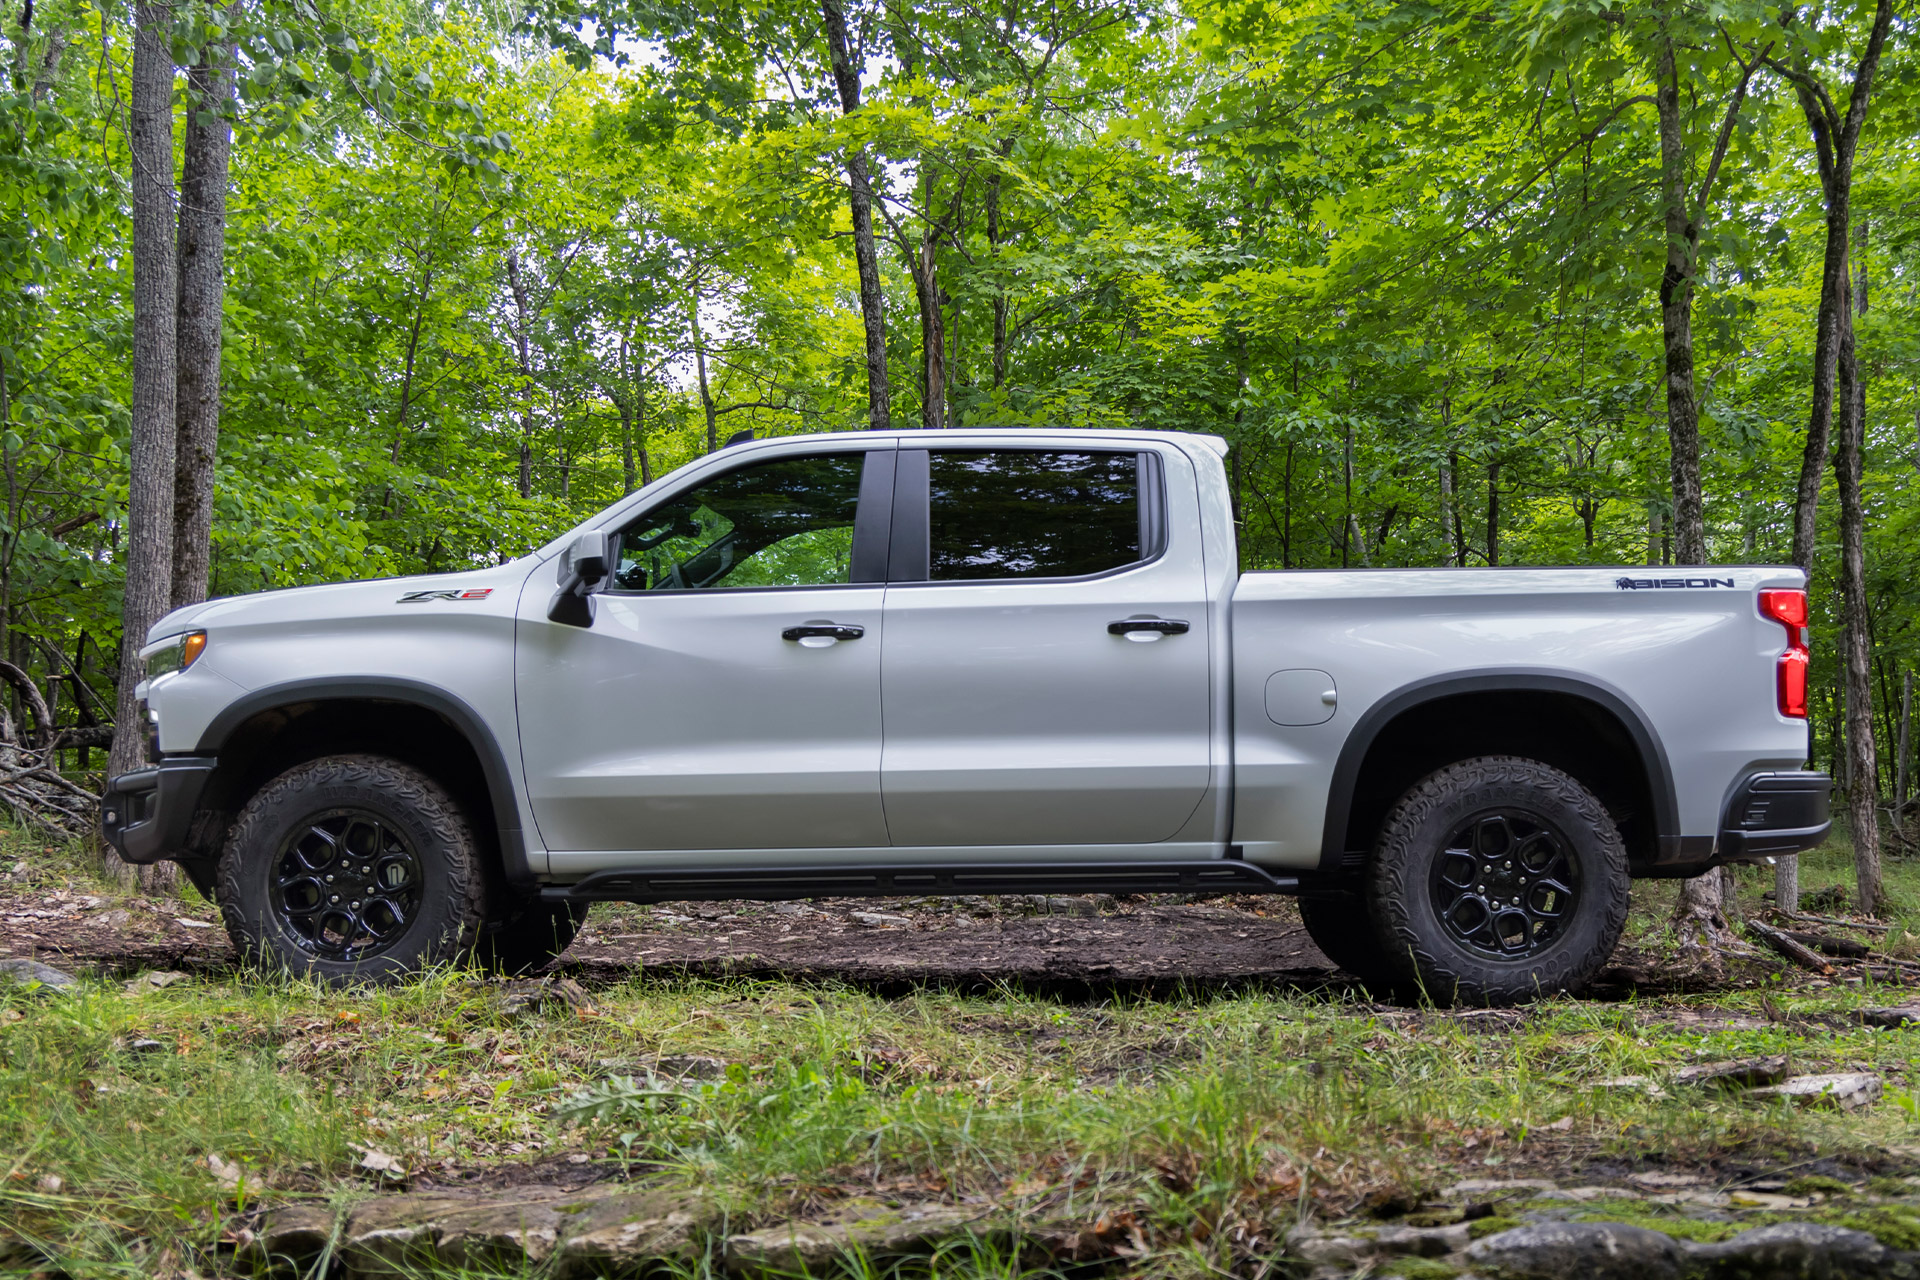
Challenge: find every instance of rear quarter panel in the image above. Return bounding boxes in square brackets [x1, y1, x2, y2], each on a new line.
[1229, 567, 1810, 868]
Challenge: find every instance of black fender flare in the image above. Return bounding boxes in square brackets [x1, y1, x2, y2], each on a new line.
[194, 677, 532, 885]
[1318, 670, 1681, 872]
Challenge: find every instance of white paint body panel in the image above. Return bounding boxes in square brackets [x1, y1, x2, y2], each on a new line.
[878, 443, 1213, 847]
[1227, 566, 1810, 867]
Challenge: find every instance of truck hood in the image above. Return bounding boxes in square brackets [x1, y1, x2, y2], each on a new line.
[145, 561, 538, 644]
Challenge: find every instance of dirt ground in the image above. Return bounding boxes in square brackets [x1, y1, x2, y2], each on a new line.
[0, 873, 1693, 998]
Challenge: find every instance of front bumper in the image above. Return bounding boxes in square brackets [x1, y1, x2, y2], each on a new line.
[101, 756, 216, 864]
[1717, 770, 1832, 861]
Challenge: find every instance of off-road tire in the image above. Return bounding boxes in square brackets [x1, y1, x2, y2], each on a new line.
[217, 755, 487, 986]
[1368, 755, 1629, 1006]
[472, 899, 589, 976]
[1298, 896, 1399, 985]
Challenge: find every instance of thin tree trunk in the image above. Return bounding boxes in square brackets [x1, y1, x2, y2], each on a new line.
[1485, 461, 1499, 567]
[1790, 168, 1851, 572]
[913, 233, 946, 429]
[1835, 272, 1882, 914]
[1768, 0, 1893, 908]
[820, 0, 890, 431]
[170, 37, 234, 610]
[1446, 445, 1465, 567]
[390, 260, 433, 462]
[110, 0, 179, 889]
[614, 337, 641, 494]
[1654, 28, 1707, 566]
[29, 23, 65, 105]
[505, 249, 535, 499]
[1777, 0, 1893, 571]
[1281, 442, 1294, 569]
[987, 136, 1012, 390]
[689, 295, 718, 453]
[1898, 670, 1911, 819]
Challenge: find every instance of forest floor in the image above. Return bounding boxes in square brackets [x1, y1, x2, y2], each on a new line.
[4, 834, 1920, 1278]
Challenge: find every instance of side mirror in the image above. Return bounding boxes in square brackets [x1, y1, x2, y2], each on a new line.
[548, 531, 611, 627]
[567, 531, 609, 584]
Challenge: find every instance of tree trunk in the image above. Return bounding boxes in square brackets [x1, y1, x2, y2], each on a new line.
[29, 22, 65, 105]
[820, 0, 890, 431]
[1779, 0, 1893, 571]
[170, 38, 234, 610]
[689, 295, 718, 453]
[110, 0, 179, 889]
[1770, 0, 1893, 907]
[505, 249, 536, 498]
[987, 136, 1013, 390]
[1485, 461, 1499, 567]
[1790, 172, 1852, 572]
[1835, 276, 1882, 915]
[913, 233, 946, 429]
[1654, 31, 1707, 566]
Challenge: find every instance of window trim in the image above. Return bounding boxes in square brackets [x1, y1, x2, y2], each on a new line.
[888, 446, 1167, 586]
[599, 449, 892, 596]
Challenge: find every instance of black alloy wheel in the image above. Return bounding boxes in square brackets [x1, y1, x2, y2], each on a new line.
[219, 754, 487, 986]
[1367, 755, 1629, 1005]
[270, 810, 425, 961]
[1429, 811, 1580, 960]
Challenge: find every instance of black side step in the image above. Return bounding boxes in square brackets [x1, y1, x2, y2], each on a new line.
[541, 861, 1302, 905]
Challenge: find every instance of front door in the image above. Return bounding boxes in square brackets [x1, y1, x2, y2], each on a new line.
[517, 446, 894, 857]
[879, 445, 1214, 848]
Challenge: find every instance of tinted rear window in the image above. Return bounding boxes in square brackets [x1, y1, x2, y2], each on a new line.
[927, 451, 1141, 580]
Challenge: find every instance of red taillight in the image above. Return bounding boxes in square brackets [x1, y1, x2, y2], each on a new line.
[1759, 589, 1810, 718]
[1778, 648, 1809, 718]
[1759, 589, 1809, 629]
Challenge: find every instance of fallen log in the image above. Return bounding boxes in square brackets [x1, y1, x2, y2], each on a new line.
[1779, 911, 1892, 935]
[1746, 919, 1834, 975]
[51, 726, 113, 750]
[1782, 929, 1871, 959]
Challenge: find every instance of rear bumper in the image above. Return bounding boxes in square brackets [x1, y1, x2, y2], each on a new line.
[1637, 770, 1830, 878]
[101, 756, 216, 864]
[1716, 770, 1832, 861]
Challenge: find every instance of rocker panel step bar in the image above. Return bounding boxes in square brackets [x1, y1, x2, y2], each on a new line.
[541, 861, 1302, 904]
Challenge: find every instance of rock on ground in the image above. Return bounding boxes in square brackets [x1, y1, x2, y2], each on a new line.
[0, 958, 77, 992]
[1745, 1072, 1883, 1111]
[1465, 1222, 1689, 1280]
[241, 1186, 994, 1279]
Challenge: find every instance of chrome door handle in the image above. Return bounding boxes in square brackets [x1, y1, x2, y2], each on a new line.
[782, 622, 866, 643]
[1108, 617, 1189, 637]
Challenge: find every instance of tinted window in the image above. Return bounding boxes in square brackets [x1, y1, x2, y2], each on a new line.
[927, 451, 1141, 580]
[612, 453, 863, 591]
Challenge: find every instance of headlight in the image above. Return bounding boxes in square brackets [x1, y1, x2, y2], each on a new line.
[143, 631, 207, 681]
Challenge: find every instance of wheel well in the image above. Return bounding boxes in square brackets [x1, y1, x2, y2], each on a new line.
[185, 699, 505, 885]
[1337, 690, 1661, 871]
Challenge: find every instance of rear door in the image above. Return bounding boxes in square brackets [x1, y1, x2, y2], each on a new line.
[878, 444, 1214, 848]
[517, 445, 895, 859]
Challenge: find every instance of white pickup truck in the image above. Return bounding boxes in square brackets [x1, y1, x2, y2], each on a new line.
[103, 429, 1828, 1002]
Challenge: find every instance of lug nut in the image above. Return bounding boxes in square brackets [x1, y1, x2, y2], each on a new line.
[329, 895, 340, 904]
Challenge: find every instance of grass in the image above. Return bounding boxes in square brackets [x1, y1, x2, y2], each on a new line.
[4, 827, 1920, 1276]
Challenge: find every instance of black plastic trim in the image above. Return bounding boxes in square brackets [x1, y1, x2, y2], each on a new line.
[541, 860, 1301, 904]
[194, 678, 532, 885]
[100, 756, 216, 864]
[1717, 770, 1832, 860]
[888, 449, 931, 582]
[1318, 671, 1680, 873]
[850, 449, 895, 584]
[1138, 451, 1166, 559]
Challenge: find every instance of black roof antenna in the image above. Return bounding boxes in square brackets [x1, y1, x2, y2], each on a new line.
[724, 429, 756, 448]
